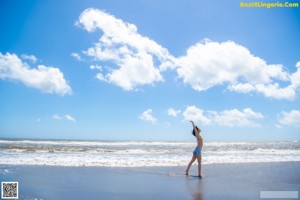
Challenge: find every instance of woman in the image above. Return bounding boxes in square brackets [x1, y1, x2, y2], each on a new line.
[185, 121, 203, 177]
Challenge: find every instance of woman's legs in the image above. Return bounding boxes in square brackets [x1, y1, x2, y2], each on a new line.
[196, 154, 202, 177]
[185, 154, 196, 175]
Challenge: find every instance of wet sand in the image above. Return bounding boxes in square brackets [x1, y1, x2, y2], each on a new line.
[1, 162, 299, 200]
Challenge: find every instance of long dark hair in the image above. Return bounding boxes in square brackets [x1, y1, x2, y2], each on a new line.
[192, 126, 199, 136]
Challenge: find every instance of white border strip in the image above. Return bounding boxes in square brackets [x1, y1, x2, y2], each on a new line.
[260, 191, 298, 199]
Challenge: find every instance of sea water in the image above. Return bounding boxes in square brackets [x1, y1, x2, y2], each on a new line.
[0, 139, 299, 167]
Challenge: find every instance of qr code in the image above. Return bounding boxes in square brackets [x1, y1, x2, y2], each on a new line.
[1, 182, 18, 199]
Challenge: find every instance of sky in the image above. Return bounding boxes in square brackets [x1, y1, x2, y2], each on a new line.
[0, 0, 300, 141]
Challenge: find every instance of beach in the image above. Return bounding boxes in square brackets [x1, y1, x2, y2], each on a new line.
[1, 162, 299, 200]
[1, 140, 299, 199]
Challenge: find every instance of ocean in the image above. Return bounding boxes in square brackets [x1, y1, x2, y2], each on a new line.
[0, 139, 299, 167]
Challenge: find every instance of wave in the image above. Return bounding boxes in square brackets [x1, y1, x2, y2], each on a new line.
[1, 152, 300, 167]
[1, 139, 299, 167]
[0, 139, 194, 147]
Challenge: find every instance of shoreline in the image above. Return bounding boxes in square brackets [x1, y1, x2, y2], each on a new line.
[1, 160, 300, 167]
[1, 161, 299, 200]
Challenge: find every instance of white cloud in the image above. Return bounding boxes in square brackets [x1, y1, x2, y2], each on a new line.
[0, 52, 72, 96]
[75, 9, 299, 100]
[53, 114, 76, 122]
[182, 106, 211, 125]
[21, 54, 38, 63]
[95, 73, 106, 81]
[176, 40, 298, 100]
[76, 8, 175, 90]
[228, 83, 255, 93]
[71, 53, 82, 61]
[183, 106, 264, 127]
[139, 109, 157, 124]
[277, 110, 300, 127]
[289, 61, 300, 91]
[167, 108, 181, 117]
[65, 114, 76, 122]
[212, 108, 264, 127]
[89, 65, 102, 70]
[255, 83, 296, 100]
[53, 114, 63, 120]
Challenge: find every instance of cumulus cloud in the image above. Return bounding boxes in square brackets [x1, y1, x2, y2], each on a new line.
[71, 52, 82, 61]
[53, 114, 76, 122]
[0, 52, 72, 95]
[182, 106, 211, 125]
[277, 110, 300, 127]
[289, 61, 300, 91]
[75, 9, 299, 100]
[76, 8, 175, 90]
[89, 65, 102, 70]
[167, 108, 181, 117]
[21, 54, 38, 63]
[139, 109, 157, 124]
[183, 106, 264, 127]
[211, 108, 264, 127]
[177, 40, 299, 100]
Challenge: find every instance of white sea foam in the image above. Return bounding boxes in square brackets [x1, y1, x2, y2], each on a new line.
[0, 169, 11, 174]
[0, 139, 299, 167]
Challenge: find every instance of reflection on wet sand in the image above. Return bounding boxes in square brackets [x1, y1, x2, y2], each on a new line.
[185, 176, 204, 200]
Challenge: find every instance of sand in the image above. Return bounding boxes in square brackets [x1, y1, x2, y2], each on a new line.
[1, 162, 299, 200]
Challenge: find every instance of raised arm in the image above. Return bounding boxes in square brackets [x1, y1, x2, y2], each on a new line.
[190, 121, 196, 129]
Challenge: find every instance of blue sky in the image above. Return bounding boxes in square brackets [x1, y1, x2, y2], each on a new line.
[0, 0, 299, 141]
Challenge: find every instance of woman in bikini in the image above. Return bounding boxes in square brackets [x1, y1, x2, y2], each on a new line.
[185, 121, 203, 177]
